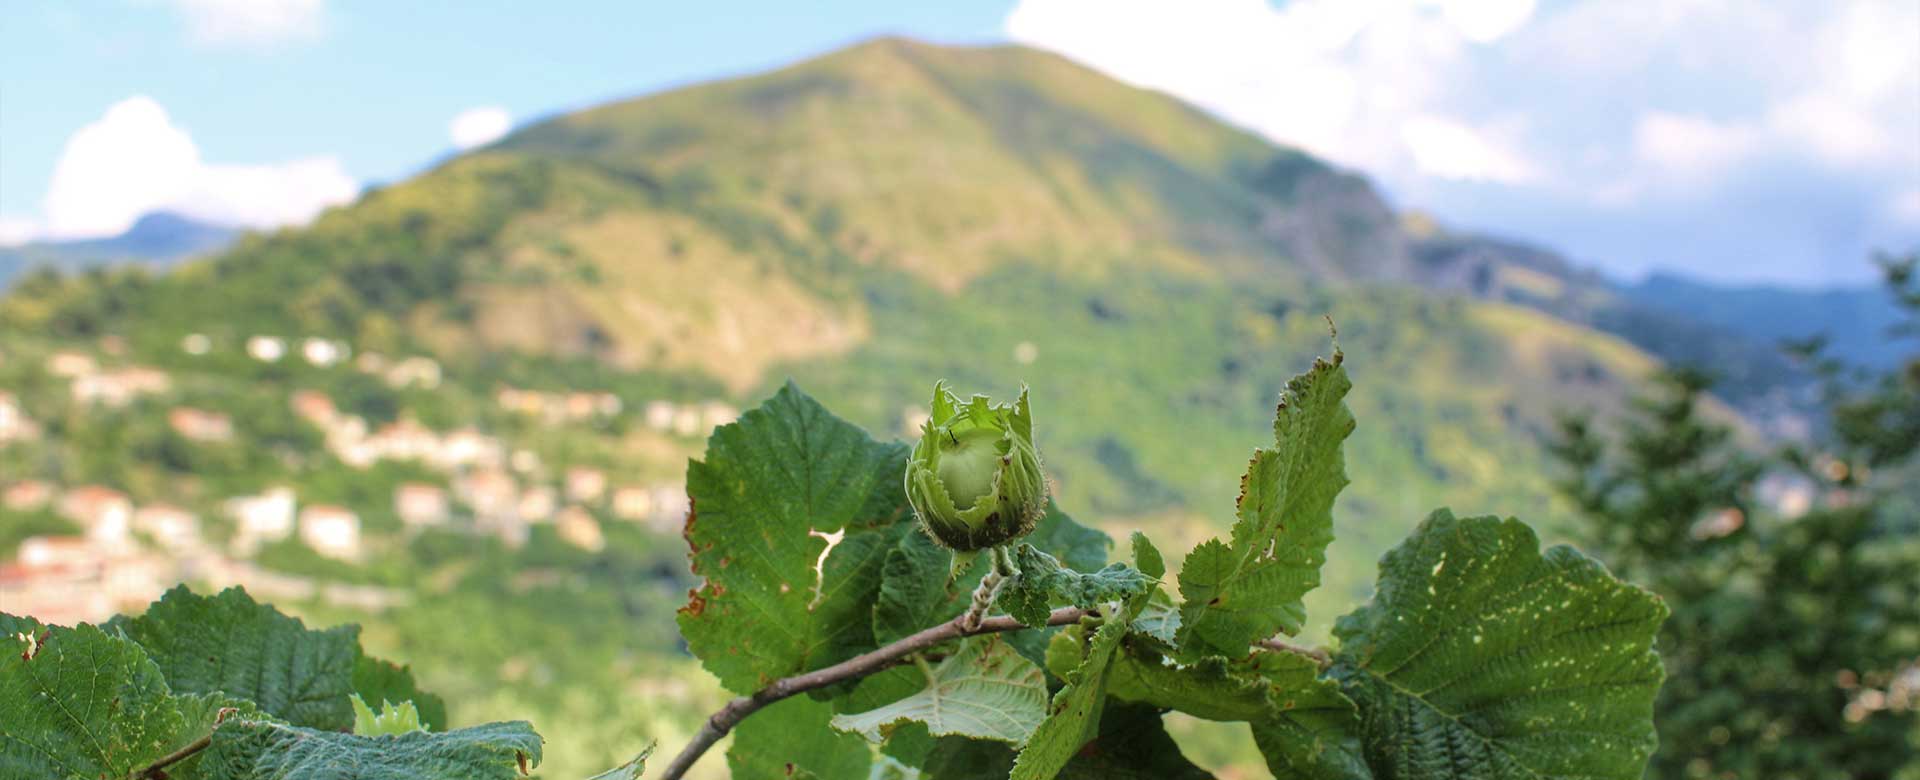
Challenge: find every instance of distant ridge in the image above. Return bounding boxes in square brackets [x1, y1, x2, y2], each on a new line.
[0, 211, 237, 287]
[1626, 272, 1906, 369]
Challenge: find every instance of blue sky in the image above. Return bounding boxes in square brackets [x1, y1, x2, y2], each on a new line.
[3, 1, 1915, 286]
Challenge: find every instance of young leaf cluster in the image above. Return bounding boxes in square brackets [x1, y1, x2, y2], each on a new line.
[667, 354, 1671, 779]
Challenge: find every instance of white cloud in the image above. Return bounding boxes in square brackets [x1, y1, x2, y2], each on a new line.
[448, 106, 513, 150]
[1632, 113, 1761, 178]
[1890, 190, 1920, 226]
[1821, 0, 1917, 104]
[1006, 0, 1540, 189]
[1765, 95, 1891, 167]
[31, 96, 356, 241]
[1005, 0, 1920, 284]
[43, 97, 201, 238]
[0, 217, 37, 247]
[181, 156, 358, 229]
[170, 0, 324, 46]
[1432, 0, 1536, 43]
[1402, 114, 1534, 183]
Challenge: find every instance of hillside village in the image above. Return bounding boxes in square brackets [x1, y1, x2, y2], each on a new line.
[0, 320, 1830, 628]
[0, 331, 734, 625]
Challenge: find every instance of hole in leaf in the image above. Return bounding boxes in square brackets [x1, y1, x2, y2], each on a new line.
[808, 529, 844, 608]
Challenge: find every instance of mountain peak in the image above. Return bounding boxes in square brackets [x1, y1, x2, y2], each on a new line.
[497, 37, 1367, 288]
[0, 211, 236, 288]
[119, 211, 234, 246]
[13, 38, 1502, 388]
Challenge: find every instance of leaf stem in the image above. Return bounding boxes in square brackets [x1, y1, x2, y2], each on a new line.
[1256, 636, 1333, 669]
[655, 605, 1092, 780]
[959, 546, 1013, 631]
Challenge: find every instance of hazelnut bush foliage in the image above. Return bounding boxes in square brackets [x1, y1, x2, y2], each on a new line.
[1, 353, 1668, 780]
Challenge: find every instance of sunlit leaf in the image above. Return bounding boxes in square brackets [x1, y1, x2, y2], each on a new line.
[108, 586, 360, 730]
[1179, 354, 1353, 656]
[1330, 511, 1666, 780]
[679, 382, 913, 693]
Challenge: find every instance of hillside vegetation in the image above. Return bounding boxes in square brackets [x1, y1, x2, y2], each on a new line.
[0, 37, 1712, 777]
[3, 37, 1672, 530]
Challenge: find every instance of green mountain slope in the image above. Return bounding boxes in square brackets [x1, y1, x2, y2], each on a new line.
[0, 38, 1694, 776]
[5, 37, 1666, 531]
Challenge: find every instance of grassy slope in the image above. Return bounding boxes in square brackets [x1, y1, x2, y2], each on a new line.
[777, 267, 1657, 626]
[480, 37, 1660, 612]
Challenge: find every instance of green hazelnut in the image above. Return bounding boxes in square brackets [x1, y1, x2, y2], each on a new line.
[904, 382, 1048, 551]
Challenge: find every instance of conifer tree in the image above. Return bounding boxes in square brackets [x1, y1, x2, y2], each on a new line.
[1553, 252, 1920, 779]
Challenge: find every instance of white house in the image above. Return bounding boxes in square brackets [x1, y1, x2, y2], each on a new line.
[290, 390, 337, 425]
[133, 505, 200, 551]
[437, 429, 502, 470]
[457, 469, 519, 522]
[247, 336, 286, 362]
[3, 480, 54, 511]
[168, 407, 235, 442]
[644, 401, 676, 431]
[554, 506, 605, 552]
[228, 488, 296, 554]
[671, 406, 703, 437]
[495, 386, 539, 415]
[368, 419, 439, 463]
[0, 392, 39, 443]
[299, 505, 362, 561]
[71, 368, 171, 407]
[394, 483, 449, 528]
[647, 485, 691, 534]
[610, 486, 653, 521]
[563, 392, 622, 420]
[565, 467, 607, 504]
[16, 536, 95, 570]
[518, 485, 557, 522]
[58, 486, 132, 549]
[301, 338, 349, 367]
[44, 351, 96, 377]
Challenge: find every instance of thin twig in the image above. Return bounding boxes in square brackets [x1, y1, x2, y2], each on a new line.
[137, 733, 212, 778]
[1256, 636, 1333, 669]
[134, 706, 235, 779]
[656, 605, 1092, 780]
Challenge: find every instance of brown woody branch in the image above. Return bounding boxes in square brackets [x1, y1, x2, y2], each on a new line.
[1256, 636, 1332, 669]
[137, 734, 212, 779]
[655, 606, 1093, 780]
[135, 707, 236, 778]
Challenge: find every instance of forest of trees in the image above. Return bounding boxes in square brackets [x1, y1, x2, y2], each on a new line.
[1551, 253, 1920, 779]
